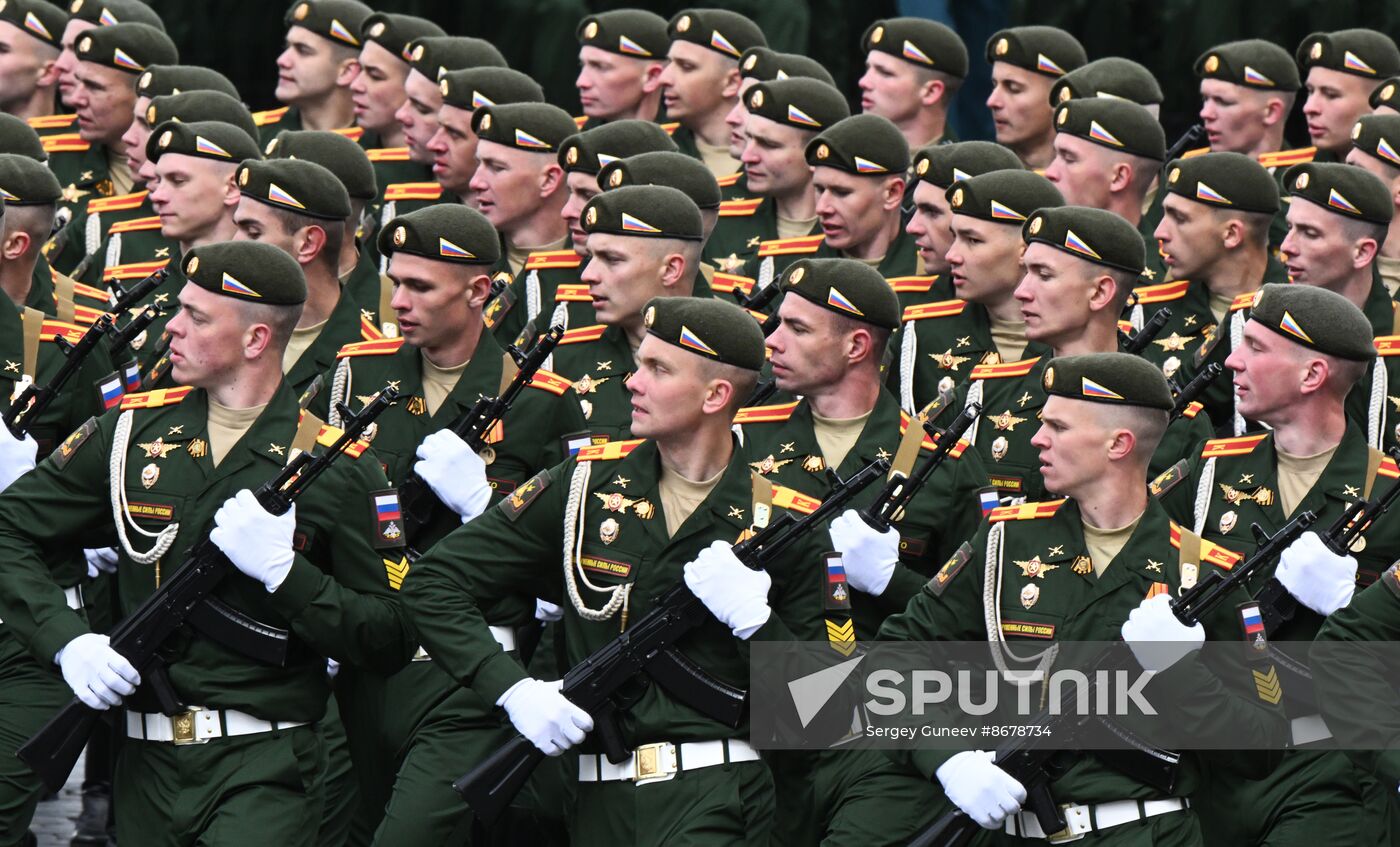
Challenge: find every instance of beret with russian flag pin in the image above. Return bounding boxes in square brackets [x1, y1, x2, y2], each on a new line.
[946, 168, 1062, 227]
[643, 296, 766, 371]
[743, 77, 849, 135]
[1052, 97, 1165, 161]
[1021, 205, 1146, 274]
[804, 114, 910, 177]
[68, 0, 163, 30]
[471, 102, 578, 154]
[779, 257, 900, 330]
[1297, 29, 1400, 81]
[1162, 151, 1279, 214]
[582, 184, 703, 242]
[1283, 161, 1393, 225]
[439, 67, 544, 114]
[1194, 39, 1300, 92]
[406, 36, 506, 83]
[0, 152, 61, 205]
[1370, 75, 1400, 111]
[1350, 114, 1400, 172]
[861, 17, 968, 79]
[1042, 352, 1173, 411]
[136, 65, 239, 100]
[911, 140, 1023, 190]
[266, 129, 377, 202]
[75, 21, 175, 75]
[985, 26, 1085, 78]
[577, 9, 670, 60]
[360, 12, 443, 63]
[738, 46, 835, 87]
[0, 0, 69, 49]
[557, 119, 677, 175]
[1050, 57, 1163, 107]
[147, 91, 258, 145]
[237, 158, 350, 221]
[146, 119, 262, 167]
[598, 152, 721, 210]
[666, 8, 766, 61]
[1248, 282, 1376, 363]
[377, 204, 502, 267]
[282, 0, 371, 48]
[183, 240, 306, 306]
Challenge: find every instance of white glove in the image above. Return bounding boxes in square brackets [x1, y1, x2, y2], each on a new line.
[84, 547, 118, 578]
[1122, 593, 1204, 672]
[683, 540, 771, 639]
[414, 430, 492, 522]
[936, 750, 1026, 829]
[210, 489, 296, 592]
[828, 509, 899, 596]
[496, 677, 593, 756]
[326, 658, 341, 679]
[0, 425, 36, 491]
[535, 598, 563, 622]
[1276, 531, 1357, 616]
[55, 633, 140, 710]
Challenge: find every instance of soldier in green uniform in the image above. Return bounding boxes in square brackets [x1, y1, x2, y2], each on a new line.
[575, 9, 671, 127]
[721, 45, 834, 202]
[0, 240, 415, 845]
[0, 0, 68, 126]
[348, 12, 443, 151]
[658, 8, 766, 178]
[881, 352, 1288, 843]
[1298, 30, 1400, 164]
[1196, 40, 1302, 160]
[1157, 283, 1397, 846]
[256, 0, 372, 145]
[404, 296, 797, 845]
[1346, 113, 1400, 296]
[857, 17, 967, 150]
[985, 26, 1086, 170]
[50, 0, 163, 121]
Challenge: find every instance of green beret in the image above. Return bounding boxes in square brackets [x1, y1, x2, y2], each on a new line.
[0, 0, 67, 48]
[136, 65, 238, 100]
[1163, 151, 1279, 214]
[1350, 114, 1400, 170]
[1022, 206, 1145, 274]
[237, 158, 350, 222]
[265, 130, 376, 202]
[599, 152, 720, 210]
[779, 258, 899, 330]
[1250, 282, 1376, 362]
[805, 114, 910, 176]
[1194, 39, 1300, 92]
[75, 22, 176, 74]
[1042, 353, 1173, 410]
[472, 103, 578, 154]
[182, 241, 306, 306]
[146, 92, 258, 144]
[0, 153, 60, 205]
[1053, 98, 1165, 161]
[0, 114, 46, 162]
[147, 120, 262, 167]
[406, 36, 507, 81]
[558, 120, 678, 174]
[738, 46, 835, 86]
[361, 12, 444, 62]
[1298, 29, 1400, 80]
[582, 184, 702, 242]
[67, 0, 163, 30]
[744, 78, 849, 134]
[643, 296, 765, 371]
[282, 0, 371, 49]
[861, 17, 968, 78]
[911, 140, 1022, 189]
[1050, 58, 1163, 107]
[1370, 76, 1400, 111]
[378, 204, 502, 266]
[1284, 161, 1393, 225]
[986, 26, 1085, 77]
[666, 9, 765, 61]
[438, 67, 544, 113]
[578, 9, 669, 60]
[946, 169, 1063, 225]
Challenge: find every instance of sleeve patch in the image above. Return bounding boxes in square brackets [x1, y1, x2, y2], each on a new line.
[369, 489, 405, 549]
[384, 556, 409, 591]
[500, 470, 550, 521]
[1149, 459, 1189, 498]
[928, 541, 973, 597]
[51, 416, 98, 470]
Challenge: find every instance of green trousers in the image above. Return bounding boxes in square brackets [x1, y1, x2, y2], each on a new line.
[571, 759, 773, 846]
[769, 747, 949, 846]
[0, 650, 70, 847]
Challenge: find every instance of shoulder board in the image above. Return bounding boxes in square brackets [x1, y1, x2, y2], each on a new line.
[1180, 146, 1211, 159]
[27, 113, 77, 130]
[733, 400, 800, 424]
[1169, 522, 1242, 570]
[50, 268, 108, 303]
[70, 304, 104, 326]
[711, 272, 755, 296]
[771, 484, 819, 515]
[41, 133, 90, 153]
[573, 114, 589, 129]
[527, 368, 573, 396]
[1201, 433, 1268, 458]
[716, 171, 743, 188]
[332, 126, 364, 142]
[358, 310, 383, 341]
[103, 258, 169, 282]
[970, 356, 1042, 380]
[1131, 279, 1191, 304]
[1381, 456, 1400, 479]
[120, 386, 193, 410]
[757, 234, 824, 257]
[383, 182, 442, 202]
[577, 439, 644, 461]
[252, 107, 290, 126]
[1230, 291, 1258, 312]
[1376, 336, 1400, 357]
[988, 499, 1066, 523]
[718, 197, 761, 217]
[87, 191, 148, 213]
[107, 215, 161, 234]
[554, 283, 591, 302]
[39, 319, 85, 344]
[336, 337, 405, 358]
[313, 422, 369, 458]
[366, 147, 410, 162]
[558, 324, 607, 345]
[660, 122, 680, 136]
[887, 275, 938, 293]
[524, 249, 583, 270]
[1258, 147, 1316, 168]
[1117, 319, 1133, 335]
[902, 299, 966, 322]
[1179, 401, 1204, 419]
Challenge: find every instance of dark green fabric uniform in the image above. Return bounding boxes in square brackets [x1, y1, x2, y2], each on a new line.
[546, 322, 635, 448]
[48, 190, 153, 278]
[1344, 269, 1400, 454]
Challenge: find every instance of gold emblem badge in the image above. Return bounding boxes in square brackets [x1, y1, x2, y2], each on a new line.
[1058, 86, 1073, 103]
[870, 25, 884, 44]
[951, 187, 964, 208]
[989, 410, 1028, 431]
[583, 20, 598, 38]
[750, 89, 763, 108]
[749, 454, 793, 475]
[185, 256, 199, 275]
[1205, 54, 1219, 73]
[238, 167, 249, 186]
[995, 37, 1009, 56]
[1295, 172, 1309, 190]
[1219, 509, 1238, 534]
[1353, 121, 1364, 140]
[78, 35, 91, 53]
[816, 144, 829, 160]
[586, 206, 598, 226]
[71, 0, 82, 12]
[599, 517, 619, 544]
[1071, 556, 1092, 576]
[140, 463, 159, 489]
[1310, 41, 1323, 61]
[1385, 84, 1397, 102]
[139, 70, 152, 89]
[146, 104, 157, 124]
[439, 79, 450, 96]
[930, 349, 970, 371]
[1168, 167, 1180, 185]
[479, 113, 491, 131]
[916, 158, 929, 175]
[393, 226, 406, 246]
[158, 129, 172, 148]
[369, 21, 385, 37]
[609, 168, 624, 187]
[644, 305, 656, 327]
[1028, 216, 1042, 235]
[1056, 107, 1068, 126]
[566, 145, 579, 165]
[676, 14, 691, 32]
[788, 266, 805, 285]
[412, 43, 424, 61]
[1015, 557, 1057, 579]
[1020, 582, 1040, 609]
[137, 438, 179, 459]
[293, 2, 310, 19]
[187, 438, 207, 459]
[991, 436, 1009, 461]
[801, 455, 825, 474]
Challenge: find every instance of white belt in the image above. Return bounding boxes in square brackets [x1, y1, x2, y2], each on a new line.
[413, 625, 515, 661]
[1291, 713, 1333, 746]
[1005, 797, 1189, 842]
[0, 585, 81, 625]
[578, 738, 760, 786]
[125, 706, 307, 745]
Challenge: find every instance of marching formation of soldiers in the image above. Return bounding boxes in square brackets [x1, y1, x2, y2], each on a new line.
[1, 1, 1400, 845]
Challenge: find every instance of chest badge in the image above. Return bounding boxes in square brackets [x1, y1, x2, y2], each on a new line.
[1219, 509, 1238, 535]
[599, 517, 620, 545]
[1015, 556, 1057, 579]
[1019, 583, 1040, 609]
[991, 436, 1009, 462]
[140, 463, 159, 489]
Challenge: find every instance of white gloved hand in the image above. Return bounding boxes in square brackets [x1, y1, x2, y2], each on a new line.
[1276, 531, 1357, 616]
[496, 677, 593, 756]
[0, 425, 37, 491]
[1122, 593, 1205, 672]
[936, 750, 1027, 829]
[535, 598, 563, 622]
[55, 633, 140, 710]
[828, 509, 899, 596]
[683, 540, 771, 639]
[210, 489, 296, 592]
[414, 430, 492, 522]
[84, 547, 118, 578]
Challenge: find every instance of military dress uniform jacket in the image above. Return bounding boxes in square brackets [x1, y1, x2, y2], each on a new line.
[253, 107, 368, 149]
[46, 190, 153, 277]
[1344, 270, 1400, 452]
[0, 382, 414, 722]
[41, 135, 113, 224]
[483, 247, 587, 349]
[545, 322, 641, 449]
[702, 194, 804, 276]
[283, 286, 380, 399]
[340, 250, 399, 343]
[73, 209, 172, 292]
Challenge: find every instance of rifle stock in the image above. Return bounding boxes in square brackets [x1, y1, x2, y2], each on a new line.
[4, 314, 113, 438]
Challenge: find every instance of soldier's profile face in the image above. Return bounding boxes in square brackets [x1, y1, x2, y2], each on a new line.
[0, 21, 52, 109]
[659, 40, 734, 122]
[386, 252, 481, 349]
[119, 95, 154, 174]
[723, 76, 757, 159]
[1155, 193, 1224, 281]
[1304, 67, 1375, 155]
[987, 62, 1054, 148]
[396, 69, 443, 164]
[70, 61, 135, 146]
[738, 113, 810, 198]
[1343, 146, 1394, 186]
[946, 214, 1023, 305]
[165, 282, 252, 387]
[1279, 198, 1356, 289]
[858, 50, 926, 125]
[580, 232, 671, 328]
[149, 155, 237, 244]
[1015, 242, 1098, 346]
[350, 40, 408, 134]
[1031, 395, 1114, 496]
[276, 25, 345, 105]
[765, 294, 851, 395]
[906, 179, 954, 274]
[1199, 78, 1271, 154]
[561, 171, 601, 255]
[54, 18, 94, 102]
[577, 45, 655, 121]
[812, 166, 900, 252]
[469, 140, 555, 232]
[231, 198, 303, 259]
[428, 104, 479, 196]
[628, 335, 708, 438]
[1225, 321, 1309, 421]
[1043, 133, 1117, 208]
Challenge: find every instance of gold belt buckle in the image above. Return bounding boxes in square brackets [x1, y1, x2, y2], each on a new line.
[171, 706, 208, 745]
[632, 741, 677, 785]
[1044, 804, 1086, 844]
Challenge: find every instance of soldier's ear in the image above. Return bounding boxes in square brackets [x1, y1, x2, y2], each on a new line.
[336, 57, 361, 88]
[720, 65, 742, 100]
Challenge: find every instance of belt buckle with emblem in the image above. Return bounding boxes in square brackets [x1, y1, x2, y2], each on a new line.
[171, 706, 208, 745]
[1044, 804, 1086, 843]
[633, 741, 678, 785]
